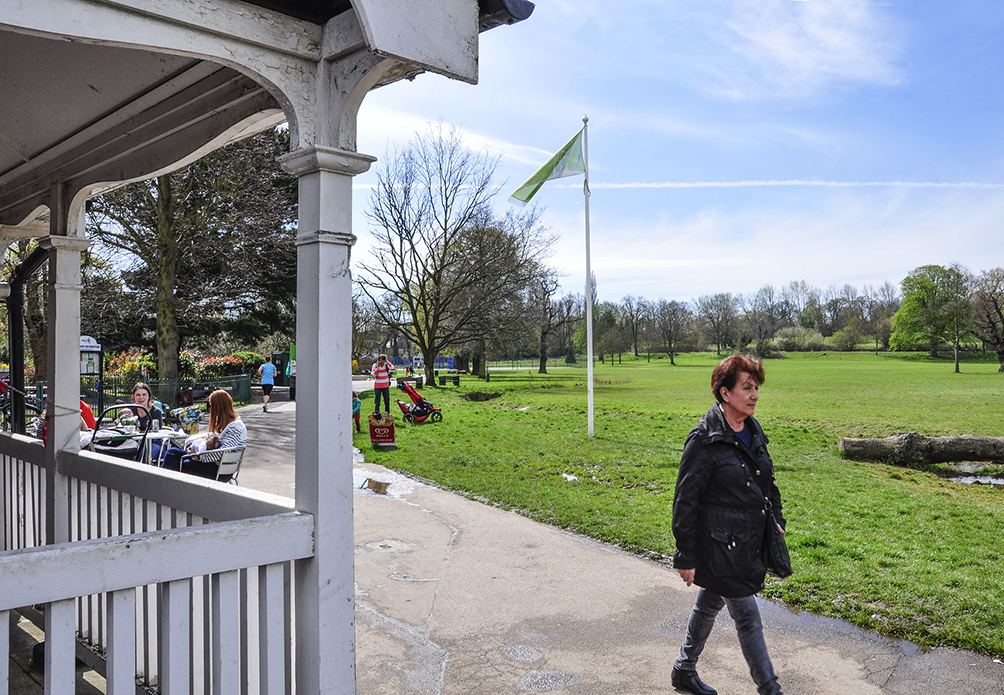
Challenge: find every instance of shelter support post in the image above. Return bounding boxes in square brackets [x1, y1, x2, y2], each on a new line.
[41, 192, 90, 546]
[282, 146, 375, 695]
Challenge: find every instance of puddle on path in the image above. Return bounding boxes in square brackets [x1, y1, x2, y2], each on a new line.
[758, 599, 928, 656]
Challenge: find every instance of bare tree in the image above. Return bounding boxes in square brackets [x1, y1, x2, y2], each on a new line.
[862, 281, 900, 353]
[357, 123, 552, 383]
[972, 268, 1004, 372]
[741, 285, 792, 356]
[696, 293, 739, 355]
[351, 288, 383, 365]
[652, 299, 692, 365]
[525, 269, 578, 374]
[620, 295, 644, 357]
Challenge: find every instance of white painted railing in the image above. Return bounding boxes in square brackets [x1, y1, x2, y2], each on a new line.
[0, 433, 313, 695]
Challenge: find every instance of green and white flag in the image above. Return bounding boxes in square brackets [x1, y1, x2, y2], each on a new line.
[509, 129, 586, 207]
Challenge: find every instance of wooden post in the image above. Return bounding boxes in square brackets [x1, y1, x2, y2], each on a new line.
[281, 146, 375, 695]
[42, 189, 90, 547]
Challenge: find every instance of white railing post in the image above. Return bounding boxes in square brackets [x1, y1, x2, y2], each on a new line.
[212, 570, 241, 695]
[159, 579, 191, 695]
[44, 598, 76, 695]
[107, 589, 136, 695]
[281, 146, 374, 695]
[258, 563, 285, 694]
[0, 609, 8, 695]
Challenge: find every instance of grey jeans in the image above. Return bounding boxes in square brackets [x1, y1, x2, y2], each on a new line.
[674, 589, 782, 695]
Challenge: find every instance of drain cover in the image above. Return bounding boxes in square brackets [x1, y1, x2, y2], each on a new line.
[502, 645, 544, 664]
[517, 671, 582, 691]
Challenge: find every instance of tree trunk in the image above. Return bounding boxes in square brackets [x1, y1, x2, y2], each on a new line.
[538, 331, 548, 374]
[154, 175, 181, 399]
[669, 351, 676, 366]
[24, 273, 47, 382]
[476, 339, 487, 379]
[422, 346, 437, 385]
[954, 343, 960, 373]
[839, 432, 1004, 465]
[997, 350, 1004, 372]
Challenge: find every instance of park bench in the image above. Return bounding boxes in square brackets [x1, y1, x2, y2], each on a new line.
[438, 375, 460, 386]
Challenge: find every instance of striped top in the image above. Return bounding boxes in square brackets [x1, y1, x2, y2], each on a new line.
[216, 418, 247, 449]
[371, 362, 395, 388]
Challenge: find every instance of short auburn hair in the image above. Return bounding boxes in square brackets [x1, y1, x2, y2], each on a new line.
[711, 354, 765, 403]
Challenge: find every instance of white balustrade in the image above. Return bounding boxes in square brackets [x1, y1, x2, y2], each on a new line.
[0, 433, 310, 694]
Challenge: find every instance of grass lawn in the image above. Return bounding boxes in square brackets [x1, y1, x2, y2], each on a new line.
[357, 351, 1004, 657]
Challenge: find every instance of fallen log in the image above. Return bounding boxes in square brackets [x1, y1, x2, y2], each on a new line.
[838, 432, 1004, 465]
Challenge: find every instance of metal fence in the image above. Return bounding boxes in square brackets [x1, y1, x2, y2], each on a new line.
[486, 355, 586, 371]
[71, 374, 253, 411]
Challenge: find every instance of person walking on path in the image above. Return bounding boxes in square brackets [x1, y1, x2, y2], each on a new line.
[258, 355, 277, 412]
[671, 354, 787, 695]
[371, 354, 395, 414]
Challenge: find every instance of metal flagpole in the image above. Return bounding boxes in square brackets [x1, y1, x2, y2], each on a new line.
[582, 115, 594, 438]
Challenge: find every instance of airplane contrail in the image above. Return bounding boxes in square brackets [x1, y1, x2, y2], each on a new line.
[584, 180, 1004, 189]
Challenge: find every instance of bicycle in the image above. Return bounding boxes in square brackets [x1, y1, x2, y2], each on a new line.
[0, 380, 43, 434]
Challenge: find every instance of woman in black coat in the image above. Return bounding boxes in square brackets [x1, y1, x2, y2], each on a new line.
[670, 355, 786, 695]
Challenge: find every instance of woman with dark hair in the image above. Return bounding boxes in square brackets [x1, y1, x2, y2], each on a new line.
[130, 382, 162, 431]
[671, 354, 786, 695]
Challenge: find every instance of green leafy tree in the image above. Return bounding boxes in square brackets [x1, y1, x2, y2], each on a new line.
[86, 128, 297, 386]
[890, 264, 972, 368]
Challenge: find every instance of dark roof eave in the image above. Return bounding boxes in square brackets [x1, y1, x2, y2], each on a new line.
[239, 0, 534, 31]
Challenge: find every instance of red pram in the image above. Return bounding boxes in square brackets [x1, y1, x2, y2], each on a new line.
[395, 381, 443, 423]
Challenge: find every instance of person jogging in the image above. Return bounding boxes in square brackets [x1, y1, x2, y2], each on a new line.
[258, 355, 277, 412]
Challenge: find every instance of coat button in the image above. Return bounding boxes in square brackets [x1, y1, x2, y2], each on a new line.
[746, 481, 750, 486]
[755, 469, 761, 475]
[761, 509, 765, 515]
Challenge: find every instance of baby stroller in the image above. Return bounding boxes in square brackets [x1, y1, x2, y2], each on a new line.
[395, 381, 443, 423]
[170, 404, 205, 434]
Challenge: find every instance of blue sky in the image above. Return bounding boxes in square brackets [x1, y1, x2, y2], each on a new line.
[351, 0, 1004, 304]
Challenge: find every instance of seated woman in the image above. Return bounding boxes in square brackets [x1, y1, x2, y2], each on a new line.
[129, 382, 163, 430]
[162, 390, 246, 481]
[129, 382, 164, 462]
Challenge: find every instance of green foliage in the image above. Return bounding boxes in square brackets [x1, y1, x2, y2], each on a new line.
[774, 326, 825, 352]
[230, 351, 266, 374]
[104, 349, 153, 383]
[361, 352, 1004, 656]
[890, 265, 971, 356]
[831, 316, 865, 351]
[179, 350, 199, 379]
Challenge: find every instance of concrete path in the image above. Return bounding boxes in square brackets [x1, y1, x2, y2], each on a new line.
[234, 393, 1004, 694]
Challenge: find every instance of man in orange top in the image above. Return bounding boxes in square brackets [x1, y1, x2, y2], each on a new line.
[371, 354, 395, 414]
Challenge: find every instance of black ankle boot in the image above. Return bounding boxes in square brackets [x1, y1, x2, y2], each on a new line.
[671, 667, 717, 695]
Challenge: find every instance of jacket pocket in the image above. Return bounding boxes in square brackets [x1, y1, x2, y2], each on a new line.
[702, 525, 755, 579]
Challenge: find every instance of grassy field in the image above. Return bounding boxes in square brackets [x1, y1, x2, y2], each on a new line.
[357, 351, 1004, 656]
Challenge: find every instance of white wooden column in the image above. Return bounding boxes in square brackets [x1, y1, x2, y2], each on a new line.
[280, 146, 374, 695]
[42, 189, 89, 546]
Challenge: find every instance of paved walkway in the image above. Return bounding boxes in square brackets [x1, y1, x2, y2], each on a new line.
[234, 394, 1004, 694]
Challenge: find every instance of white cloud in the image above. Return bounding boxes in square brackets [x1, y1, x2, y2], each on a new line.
[713, 0, 904, 98]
